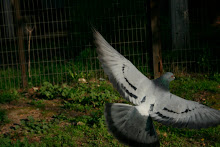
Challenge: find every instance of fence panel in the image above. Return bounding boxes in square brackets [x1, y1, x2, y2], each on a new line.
[0, 0, 219, 90]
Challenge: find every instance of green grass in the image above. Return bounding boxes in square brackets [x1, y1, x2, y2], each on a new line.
[171, 74, 219, 95]
[29, 100, 46, 109]
[0, 90, 19, 104]
[170, 74, 220, 108]
[0, 47, 97, 90]
[0, 90, 19, 125]
[0, 109, 9, 125]
[0, 74, 219, 146]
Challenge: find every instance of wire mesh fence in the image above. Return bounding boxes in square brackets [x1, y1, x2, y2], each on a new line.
[0, 0, 219, 90]
[160, 0, 219, 74]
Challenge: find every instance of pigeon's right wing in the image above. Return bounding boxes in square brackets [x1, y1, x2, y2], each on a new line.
[94, 30, 153, 105]
[150, 93, 220, 129]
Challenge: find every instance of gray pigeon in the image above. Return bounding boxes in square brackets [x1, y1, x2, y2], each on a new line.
[93, 29, 220, 146]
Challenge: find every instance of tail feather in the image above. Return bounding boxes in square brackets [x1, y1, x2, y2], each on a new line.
[105, 103, 160, 147]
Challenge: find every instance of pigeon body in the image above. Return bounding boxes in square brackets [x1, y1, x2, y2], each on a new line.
[93, 29, 220, 146]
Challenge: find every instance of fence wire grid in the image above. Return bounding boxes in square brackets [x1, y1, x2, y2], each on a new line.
[0, 0, 219, 90]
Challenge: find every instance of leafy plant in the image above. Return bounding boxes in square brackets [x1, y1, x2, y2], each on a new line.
[38, 82, 61, 100]
[60, 85, 75, 99]
[197, 49, 212, 71]
[0, 109, 9, 125]
[29, 99, 45, 109]
[0, 89, 18, 104]
[210, 73, 220, 83]
[63, 82, 121, 112]
[19, 116, 52, 135]
[38, 82, 75, 100]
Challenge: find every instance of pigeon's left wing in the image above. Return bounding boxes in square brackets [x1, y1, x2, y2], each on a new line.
[94, 30, 153, 105]
[150, 93, 220, 129]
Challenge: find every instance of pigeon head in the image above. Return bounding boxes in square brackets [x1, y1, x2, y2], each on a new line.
[159, 72, 175, 89]
[162, 72, 175, 82]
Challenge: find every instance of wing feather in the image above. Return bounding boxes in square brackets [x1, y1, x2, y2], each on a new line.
[150, 93, 220, 129]
[105, 103, 159, 146]
[94, 29, 153, 105]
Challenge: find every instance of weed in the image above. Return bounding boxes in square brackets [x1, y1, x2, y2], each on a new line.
[19, 116, 52, 135]
[38, 82, 75, 100]
[210, 73, 220, 83]
[62, 82, 121, 112]
[170, 75, 219, 101]
[0, 109, 9, 125]
[29, 99, 45, 109]
[0, 89, 18, 104]
[38, 82, 59, 100]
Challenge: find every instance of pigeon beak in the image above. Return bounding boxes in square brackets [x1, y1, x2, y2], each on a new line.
[171, 75, 175, 79]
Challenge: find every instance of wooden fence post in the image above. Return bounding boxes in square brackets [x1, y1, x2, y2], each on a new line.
[170, 0, 190, 50]
[14, 0, 28, 88]
[150, 0, 163, 79]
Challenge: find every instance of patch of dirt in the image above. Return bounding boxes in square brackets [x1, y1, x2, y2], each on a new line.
[0, 92, 86, 136]
[58, 121, 71, 127]
[0, 98, 31, 110]
[0, 106, 42, 135]
[27, 136, 41, 144]
[8, 107, 42, 124]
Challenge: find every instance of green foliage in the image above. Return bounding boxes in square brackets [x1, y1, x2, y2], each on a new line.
[0, 75, 219, 146]
[18, 116, 52, 135]
[156, 122, 220, 146]
[77, 48, 96, 59]
[38, 82, 74, 100]
[197, 49, 213, 71]
[210, 73, 220, 83]
[71, 111, 104, 127]
[60, 86, 74, 99]
[0, 109, 9, 125]
[0, 89, 18, 104]
[0, 136, 32, 147]
[63, 82, 121, 112]
[38, 82, 60, 100]
[67, 63, 97, 83]
[40, 128, 77, 147]
[39, 78, 121, 112]
[68, 68, 84, 83]
[29, 100, 45, 109]
[170, 75, 219, 100]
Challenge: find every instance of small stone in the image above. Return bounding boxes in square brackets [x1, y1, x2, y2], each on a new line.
[99, 78, 105, 81]
[77, 121, 85, 126]
[78, 78, 87, 83]
[163, 132, 167, 137]
[33, 87, 39, 91]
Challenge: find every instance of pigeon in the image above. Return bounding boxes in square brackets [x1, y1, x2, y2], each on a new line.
[93, 29, 220, 147]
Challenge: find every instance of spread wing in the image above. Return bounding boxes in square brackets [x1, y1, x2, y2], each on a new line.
[93, 30, 153, 105]
[150, 93, 220, 129]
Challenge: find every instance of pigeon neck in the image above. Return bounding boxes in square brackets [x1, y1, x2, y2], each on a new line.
[159, 77, 170, 90]
[162, 80, 169, 89]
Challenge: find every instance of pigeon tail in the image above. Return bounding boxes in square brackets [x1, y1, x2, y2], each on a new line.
[105, 103, 160, 147]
